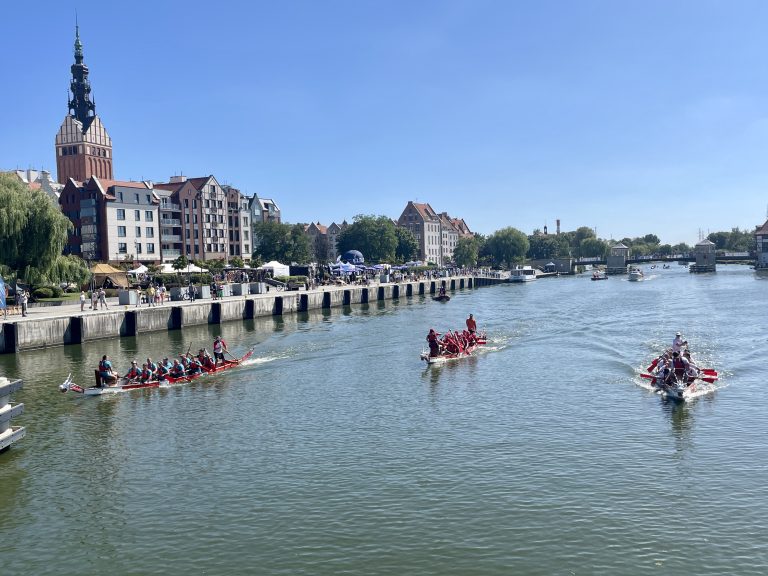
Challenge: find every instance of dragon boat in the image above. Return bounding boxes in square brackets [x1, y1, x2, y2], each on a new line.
[640, 353, 718, 402]
[420, 330, 487, 365]
[59, 348, 255, 396]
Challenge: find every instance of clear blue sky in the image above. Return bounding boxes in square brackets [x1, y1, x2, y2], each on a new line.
[3, 0, 768, 245]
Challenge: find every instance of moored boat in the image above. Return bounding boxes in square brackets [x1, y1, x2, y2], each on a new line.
[508, 265, 537, 282]
[59, 348, 255, 396]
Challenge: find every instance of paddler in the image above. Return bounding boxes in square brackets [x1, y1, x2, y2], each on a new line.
[187, 355, 203, 375]
[169, 359, 185, 378]
[466, 314, 477, 335]
[138, 363, 153, 382]
[146, 357, 158, 375]
[124, 360, 141, 381]
[213, 335, 229, 366]
[426, 329, 441, 358]
[671, 332, 687, 354]
[98, 355, 118, 387]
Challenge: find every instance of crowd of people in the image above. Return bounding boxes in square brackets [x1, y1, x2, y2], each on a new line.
[426, 314, 482, 357]
[96, 336, 229, 388]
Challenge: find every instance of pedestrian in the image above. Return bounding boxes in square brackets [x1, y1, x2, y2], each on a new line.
[20, 290, 28, 317]
[159, 285, 165, 305]
[91, 290, 98, 310]
[147, 284, 156, 307]
[98, 287, 108, 309]
[80, 290, 86, 312]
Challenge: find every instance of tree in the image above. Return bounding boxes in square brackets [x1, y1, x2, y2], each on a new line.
[253, 222, 312, 264]
[0, 172, 73, 283]
[453, 236, 480, 267]
[485, 227, 529, 268]
[579, 237, 608, 258]
[313, 234, 330, 263]
[229, 256, 244, 268]
[394, 227, 418, 262]
[172, 254, 189, 272]
[527, 234, 563, 260]
[336, 215, 398, 262]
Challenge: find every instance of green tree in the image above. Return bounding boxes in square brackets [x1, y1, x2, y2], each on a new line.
[527, 234, 563, 260]
[336, 215, 398, 262]
[229, 256, 244, 268]
[313, 234, 329, 263]
[253, 222, 312, 264]
[579, 237, 609, 258]
[172, 254, 189, 271]
[453, 236, 480, 267]
[0, 172, 73, 283]
[485, 227, 529, 268]
[394, 226, 418, 262]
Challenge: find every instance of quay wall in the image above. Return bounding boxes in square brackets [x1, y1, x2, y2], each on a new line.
[4, 276, 479, 353]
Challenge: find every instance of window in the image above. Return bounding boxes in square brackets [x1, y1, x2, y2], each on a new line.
[117, 209, 125, 220]
[135, 210, 141, 221]
[146, 194, 151, 203]
[146, 227, 154, 238]
[117, 191, 123, 201]
[134, 193, 140, 203]
[244, 231, 249, 240]
[136, 243, 142, 254]
[118, 242, 127, 254]
[210, 185, 216, 195]
[147, 243, 155, 254]
[185, 214, 189, 224]
[136, 227, 142, 237]
[193, 200, 197, 209]
[194, 245, 200, 254]
[184, 199, 189, 208]
[145, 210, 153, 222]
[118, 226, 126, 237]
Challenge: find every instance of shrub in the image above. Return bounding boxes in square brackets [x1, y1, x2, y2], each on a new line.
[51, 286, 64, 298]
[33, 287, 54, 299]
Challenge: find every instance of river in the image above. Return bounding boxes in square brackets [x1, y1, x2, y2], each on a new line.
[1, 264, 766, 575]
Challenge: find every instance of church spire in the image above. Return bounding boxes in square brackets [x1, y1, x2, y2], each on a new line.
[68, 23, 95, 125]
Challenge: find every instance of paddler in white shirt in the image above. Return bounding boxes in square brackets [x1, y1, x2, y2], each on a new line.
[671, 332, 687, 354]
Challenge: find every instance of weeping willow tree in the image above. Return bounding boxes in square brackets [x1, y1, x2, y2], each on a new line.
[0, 172, 89, 286]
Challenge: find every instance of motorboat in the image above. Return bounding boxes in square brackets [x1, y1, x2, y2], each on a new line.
[628, 267, 644, 281]
[508, 265, 537, 282]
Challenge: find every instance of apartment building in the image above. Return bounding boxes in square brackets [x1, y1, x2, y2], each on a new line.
[59, 176, 160, 264]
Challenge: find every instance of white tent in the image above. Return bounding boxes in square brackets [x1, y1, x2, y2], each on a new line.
[127, 264, 148, 275]
[258, 260, 290, 277]
[159, 263, 209, 274]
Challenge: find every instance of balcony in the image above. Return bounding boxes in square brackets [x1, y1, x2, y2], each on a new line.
[162, 249, 181, 259]
[161, 232, 182, 242]
[160, 203, 181, 212]
[161, 218, 181, 226]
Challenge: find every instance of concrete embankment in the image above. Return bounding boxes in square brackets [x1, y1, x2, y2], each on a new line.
[0, 276, 482, 354]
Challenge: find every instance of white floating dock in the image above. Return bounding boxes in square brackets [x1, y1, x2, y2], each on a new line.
[0, 378, 24, 452]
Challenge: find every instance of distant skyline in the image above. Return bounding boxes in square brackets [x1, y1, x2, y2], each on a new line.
[3, 0, 768, 245]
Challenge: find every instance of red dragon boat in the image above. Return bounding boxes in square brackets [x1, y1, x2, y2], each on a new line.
[59, 348, 255, 396]
[420, 330, 487, 365]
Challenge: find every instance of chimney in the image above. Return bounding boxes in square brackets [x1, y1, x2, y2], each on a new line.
[556, 219, 561, 235]
[170, 175, 187, 183]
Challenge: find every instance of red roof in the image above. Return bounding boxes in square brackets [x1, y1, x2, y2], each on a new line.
[755, 219, 768, 236]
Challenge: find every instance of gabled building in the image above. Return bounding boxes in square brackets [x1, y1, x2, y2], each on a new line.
[756, 220, 768, 269]
[250, 195, 281, 224]
[59, 176, 160, 264]
[438, 212, 460, 264]
[55, 26, 113, 185]
[12, 169, 63, 201]
[154, 175, 229, 262]
[397, 201, 445, 265]
[223, 185, 251, 261]
[326, 221, 346, 262]
[304, 221, 348, 263]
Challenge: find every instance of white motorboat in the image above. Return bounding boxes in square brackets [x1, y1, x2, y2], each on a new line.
[628, 267, 644, 281]
[508, 265, 537, 282]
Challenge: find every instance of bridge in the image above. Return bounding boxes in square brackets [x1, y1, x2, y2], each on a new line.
[574, 252, 753, 266]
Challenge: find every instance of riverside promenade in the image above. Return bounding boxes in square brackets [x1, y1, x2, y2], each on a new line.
[0, 274, 486, 354]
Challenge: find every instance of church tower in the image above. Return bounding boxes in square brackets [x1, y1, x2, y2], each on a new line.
[55, 25, 113, 184]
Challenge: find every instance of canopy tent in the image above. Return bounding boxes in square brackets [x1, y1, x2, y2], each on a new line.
[90, 263, 128, 288]
[158, 263, 209, 274]
[258, 261, 290, 277]
[127, 264, 148, 275]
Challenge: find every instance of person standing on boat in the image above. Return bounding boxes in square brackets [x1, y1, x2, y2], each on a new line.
[213, 335, 229, 366]
[466, 314, 477, 334]
[427, 329, 441, 358]
[671, 332, 687, 354]
[98, 355, 118, 387]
